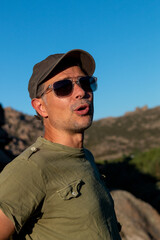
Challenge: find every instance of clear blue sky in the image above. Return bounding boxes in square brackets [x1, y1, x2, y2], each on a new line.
[1, 0, 160, 120]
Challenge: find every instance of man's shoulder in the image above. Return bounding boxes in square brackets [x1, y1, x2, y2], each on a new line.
[18, 137, 44, 161]
[12, 136, 62, 171]
[0, 138, 48, 185]
[1, 137, 45, 174]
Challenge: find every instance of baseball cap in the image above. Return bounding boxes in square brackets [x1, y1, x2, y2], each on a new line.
[28, 49, 95, 99]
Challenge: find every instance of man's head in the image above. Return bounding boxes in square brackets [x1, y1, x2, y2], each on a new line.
[28, 49, 95, 99]
[28, 49, 97, 136]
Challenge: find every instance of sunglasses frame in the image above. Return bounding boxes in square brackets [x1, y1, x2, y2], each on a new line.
[39, 76, 97, 98]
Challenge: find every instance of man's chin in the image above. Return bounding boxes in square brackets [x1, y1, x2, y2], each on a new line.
[73, 116, 93, 133]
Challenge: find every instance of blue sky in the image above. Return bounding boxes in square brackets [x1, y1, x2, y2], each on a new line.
[1, 0, 160, 120]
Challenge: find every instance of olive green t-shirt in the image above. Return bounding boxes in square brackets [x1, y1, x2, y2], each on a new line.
[0, 137, 121, 240]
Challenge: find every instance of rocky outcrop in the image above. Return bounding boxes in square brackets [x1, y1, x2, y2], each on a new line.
[3, 107, 43, 156]
[111, 190, 160, 240]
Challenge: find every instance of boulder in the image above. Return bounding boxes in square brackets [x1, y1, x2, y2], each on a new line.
[111, 190, 160, 240]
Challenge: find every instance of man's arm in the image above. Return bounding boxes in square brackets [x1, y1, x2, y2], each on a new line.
[0, 209, 15, 240]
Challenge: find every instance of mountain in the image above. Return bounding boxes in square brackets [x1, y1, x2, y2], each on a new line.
[2, 105, 160, 161]
[85, 105, 160, 161]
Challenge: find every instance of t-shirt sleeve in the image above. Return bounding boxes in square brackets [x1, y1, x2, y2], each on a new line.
[0, 157, 46, 233]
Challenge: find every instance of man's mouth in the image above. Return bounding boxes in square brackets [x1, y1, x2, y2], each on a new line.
[74, 104, 90, 115]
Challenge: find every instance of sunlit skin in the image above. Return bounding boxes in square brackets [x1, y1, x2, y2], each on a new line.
[0, 209, 15, 239]
[32, 66, 94, 148]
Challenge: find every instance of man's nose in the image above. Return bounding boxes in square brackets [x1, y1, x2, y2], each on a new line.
[73, 82, 86, 99]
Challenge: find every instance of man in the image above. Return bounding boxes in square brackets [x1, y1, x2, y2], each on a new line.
[0, 49, 121, 239]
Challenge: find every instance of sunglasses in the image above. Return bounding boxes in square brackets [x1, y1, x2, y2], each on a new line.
[40, 76, 97, 98]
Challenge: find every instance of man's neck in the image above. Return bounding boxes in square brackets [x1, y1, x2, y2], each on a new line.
[44, 129, 84, 149]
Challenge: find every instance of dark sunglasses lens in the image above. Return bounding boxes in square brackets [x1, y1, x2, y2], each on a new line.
[79, 76, 97, 92]
[53, 80, 73, 96]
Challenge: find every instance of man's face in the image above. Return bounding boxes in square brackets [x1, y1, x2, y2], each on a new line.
[41, 66, 94, 134]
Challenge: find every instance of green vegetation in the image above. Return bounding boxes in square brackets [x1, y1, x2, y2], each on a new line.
[96, 147, 160, 212]
[99, 147, 160, 181]
[129, 148, 160, 180]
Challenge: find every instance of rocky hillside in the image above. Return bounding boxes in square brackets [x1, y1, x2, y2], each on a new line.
[3, 107, 43, 156]
[2, 105, 160, 161]
[85, 105, 160, 160]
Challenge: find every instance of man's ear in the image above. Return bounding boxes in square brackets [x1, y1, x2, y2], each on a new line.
[31, 98, 48, 118]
